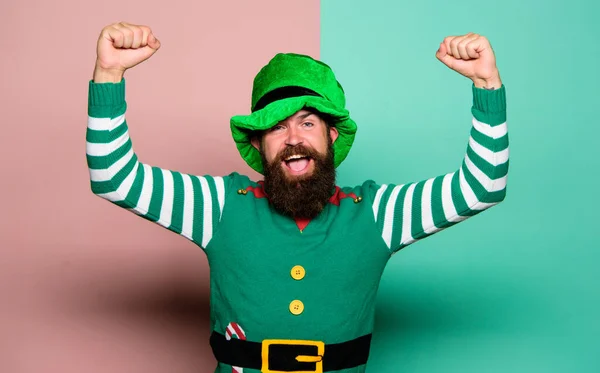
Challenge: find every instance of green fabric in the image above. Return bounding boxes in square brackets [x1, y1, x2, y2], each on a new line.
[206, 174, 390, 373]
[471, 83, 507, 125]
[87, 79, 126, 118]
[230, 53, 357, 174]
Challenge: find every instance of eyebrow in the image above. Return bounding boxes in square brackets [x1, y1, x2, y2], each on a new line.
[297, 112, 317, 121]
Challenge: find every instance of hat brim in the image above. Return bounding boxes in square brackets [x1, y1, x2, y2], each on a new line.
[230, 95, 357, 174]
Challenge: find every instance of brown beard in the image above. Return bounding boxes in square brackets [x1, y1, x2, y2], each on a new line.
[261, 141, 336, 219]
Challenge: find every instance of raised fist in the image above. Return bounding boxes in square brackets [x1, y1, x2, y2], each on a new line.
[436, 33, 501, 89]
[94, 22, 160, 82]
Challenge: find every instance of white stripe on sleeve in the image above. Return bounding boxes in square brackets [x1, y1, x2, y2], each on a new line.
[441, 172, 467, 223]
[134, 164, 154, 214]
[400, 184, 417, 246]
[381, 185, 404, 249]
[88, 114, 125, 131]
[372, 184, 388, 222]
[214, 176, 225, 221]
[96, 162, 140, 202]
[464, 154, 507, 192]
[180, 174, 195, 240]
[472, 118, 507, 139]
[421, 178, 439, 235]
[88, 149, 135, 182]
[158, 170, 174, 228]
[198, 176, 213, 248]
[86, 132, 130, 157]
[458, 167, 495, 210]
[469, 137, 509, 165]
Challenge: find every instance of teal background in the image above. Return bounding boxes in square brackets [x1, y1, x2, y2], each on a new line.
[322, 0, 599, 372]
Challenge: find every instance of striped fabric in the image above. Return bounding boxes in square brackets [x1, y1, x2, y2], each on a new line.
[372, 114, 509, 253]
[87, 81, 507, 254]
[86, 110, 225, 249]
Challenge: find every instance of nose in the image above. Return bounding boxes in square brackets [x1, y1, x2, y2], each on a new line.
[284, 125, 303, 146]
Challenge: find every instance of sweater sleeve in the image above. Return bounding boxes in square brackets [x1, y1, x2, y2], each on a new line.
[370, 85, 508, 253]
[86, 79, 229, 249]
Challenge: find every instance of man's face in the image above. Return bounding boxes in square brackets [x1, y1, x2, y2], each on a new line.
[251, 109, 340, 219]
[251, 110, 339, 181]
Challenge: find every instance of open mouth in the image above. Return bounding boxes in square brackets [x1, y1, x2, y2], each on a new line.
[283, 154, 313, 174]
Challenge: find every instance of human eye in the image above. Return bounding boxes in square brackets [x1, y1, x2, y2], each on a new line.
[270, 124, 285, 132]
[302, 121, 314, 128]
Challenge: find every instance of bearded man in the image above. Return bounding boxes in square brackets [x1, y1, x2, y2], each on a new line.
[87, 22, 508, 373]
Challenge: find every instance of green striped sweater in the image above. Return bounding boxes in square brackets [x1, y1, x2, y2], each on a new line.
[86, 79, 508, 254]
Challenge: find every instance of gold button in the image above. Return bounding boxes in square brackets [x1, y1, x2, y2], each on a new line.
[354, 196, 363, 203]
[289, 300, 304, 315]
[290, 265, 306, 280]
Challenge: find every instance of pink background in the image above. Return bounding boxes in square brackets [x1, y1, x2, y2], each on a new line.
[0, 1, 319, 372]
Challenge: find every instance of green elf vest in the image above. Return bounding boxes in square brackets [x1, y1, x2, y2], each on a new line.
[208, 175, 389, 372]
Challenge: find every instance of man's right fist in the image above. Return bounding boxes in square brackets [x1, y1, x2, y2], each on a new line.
[93, 22, 160, 83]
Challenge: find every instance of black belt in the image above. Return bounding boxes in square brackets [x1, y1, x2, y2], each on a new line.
[210, 331, 372, 372]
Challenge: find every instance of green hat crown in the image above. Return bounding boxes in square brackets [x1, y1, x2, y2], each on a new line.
[230, 53, 357, 174]
[251, 53, 346, 111]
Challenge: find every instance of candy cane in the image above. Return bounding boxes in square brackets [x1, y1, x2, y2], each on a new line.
[225, 322, 246, 373]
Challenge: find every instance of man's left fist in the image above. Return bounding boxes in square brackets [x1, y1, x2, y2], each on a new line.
[436, 33, 502, 89]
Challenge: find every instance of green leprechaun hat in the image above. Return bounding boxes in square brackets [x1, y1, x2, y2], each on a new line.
[230, 53, 357, 174]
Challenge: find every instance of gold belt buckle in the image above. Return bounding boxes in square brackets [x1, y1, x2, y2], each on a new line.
[261, 339, 325, 373]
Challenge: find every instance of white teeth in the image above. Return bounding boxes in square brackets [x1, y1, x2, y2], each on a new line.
[285, 154, 304, 161]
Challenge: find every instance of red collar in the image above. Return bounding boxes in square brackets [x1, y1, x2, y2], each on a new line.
[245, 182, 358, 231]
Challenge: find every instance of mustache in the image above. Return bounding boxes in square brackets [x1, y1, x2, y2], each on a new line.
[275, 144, 320, 162]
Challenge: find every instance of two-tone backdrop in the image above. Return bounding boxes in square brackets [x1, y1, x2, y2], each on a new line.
[1, 0, 598, 372]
